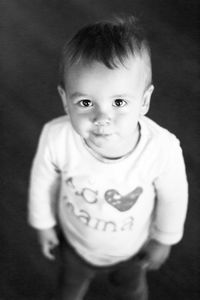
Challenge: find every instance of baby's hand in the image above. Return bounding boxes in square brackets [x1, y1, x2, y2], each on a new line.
[37, 227, 59, 260]
[139, 239, 171, 270]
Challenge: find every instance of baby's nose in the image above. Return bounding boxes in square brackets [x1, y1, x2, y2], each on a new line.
[93, 112, 111, 126]
[94, 119, 111, 126]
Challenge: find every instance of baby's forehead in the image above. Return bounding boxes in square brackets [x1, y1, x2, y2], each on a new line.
[64, 52, 151, 88]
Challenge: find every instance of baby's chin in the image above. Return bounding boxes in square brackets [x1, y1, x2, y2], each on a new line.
[85, 136, 130, 158]
[86, 135, 113, 150]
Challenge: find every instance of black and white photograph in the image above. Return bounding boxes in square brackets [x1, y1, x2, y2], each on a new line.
[1, 1, 199, 299]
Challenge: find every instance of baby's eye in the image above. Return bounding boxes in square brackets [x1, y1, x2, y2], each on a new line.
[78, 100, 93, 107]
[113, 99, 127, 107]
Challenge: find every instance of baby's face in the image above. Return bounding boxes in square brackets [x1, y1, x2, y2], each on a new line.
[59, 56, 153, 158]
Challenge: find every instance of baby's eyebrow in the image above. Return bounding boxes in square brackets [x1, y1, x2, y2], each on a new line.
[69, 92, 89, 99]
[69, 92, 135, 100]
[112, 94, 132, 98]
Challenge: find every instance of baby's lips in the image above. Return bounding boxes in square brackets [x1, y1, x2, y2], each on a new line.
[92, 131, 113, 136]
[92, 125, 113, 135]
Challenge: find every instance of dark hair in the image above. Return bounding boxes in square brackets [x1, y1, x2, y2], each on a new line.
[59, 15, 152, 88]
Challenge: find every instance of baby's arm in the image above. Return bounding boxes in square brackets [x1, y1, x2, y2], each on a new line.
[28, 123, 61, 259]
[37, 227, 60, 260]
[141, 136, 188, 270]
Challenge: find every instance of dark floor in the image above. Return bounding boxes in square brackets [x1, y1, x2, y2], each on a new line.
[1, 0, 200, 299]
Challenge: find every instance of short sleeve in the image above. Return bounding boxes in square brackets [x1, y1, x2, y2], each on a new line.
[151, 136, 188, 245]
[28, 124, 60, 229]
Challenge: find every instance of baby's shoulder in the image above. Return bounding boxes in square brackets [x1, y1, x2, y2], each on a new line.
[41, 116, 73, 165]
[40, 115, 73, 150]
[142, 116, 180, 147]
[44, 115, 70, 137]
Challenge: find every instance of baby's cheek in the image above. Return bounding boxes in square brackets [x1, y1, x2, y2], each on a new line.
[115, 119, 130, 135]
[118, 117, 138, 134]
[76, 120, 91, 138]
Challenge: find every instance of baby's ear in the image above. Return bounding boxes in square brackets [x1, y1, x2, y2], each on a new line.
[141, 84, 154, 115]
[57, 85, 68, 113]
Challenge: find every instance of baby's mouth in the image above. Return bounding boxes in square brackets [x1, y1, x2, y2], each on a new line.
[91, 133, 112, 141]
[91, 129, 113, 137]
[93, 131, 111, 136]
[92, 126, 113, 136]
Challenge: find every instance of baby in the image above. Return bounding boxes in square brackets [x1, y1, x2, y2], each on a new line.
[28, 15, 188, 300]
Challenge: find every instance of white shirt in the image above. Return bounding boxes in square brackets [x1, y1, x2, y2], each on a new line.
[28, 116, 188, 266]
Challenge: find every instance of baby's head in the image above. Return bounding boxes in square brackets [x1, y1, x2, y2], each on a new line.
[58, 16, 154, 158]
[59, 15, 152, 90]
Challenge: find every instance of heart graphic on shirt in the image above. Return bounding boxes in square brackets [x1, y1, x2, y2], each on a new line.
[104, 187, 143, 212]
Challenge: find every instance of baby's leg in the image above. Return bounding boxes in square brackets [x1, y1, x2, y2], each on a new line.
[108, 256, 148, 300]
[57, 240, 96, 300]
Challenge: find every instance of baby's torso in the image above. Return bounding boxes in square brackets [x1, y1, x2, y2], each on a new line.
[59, 158, 156, 233]
[57, 132, 159, 265]
[51, 115, 171, 265]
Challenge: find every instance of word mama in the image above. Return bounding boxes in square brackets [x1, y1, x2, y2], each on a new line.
[63, 196, 134, 232]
